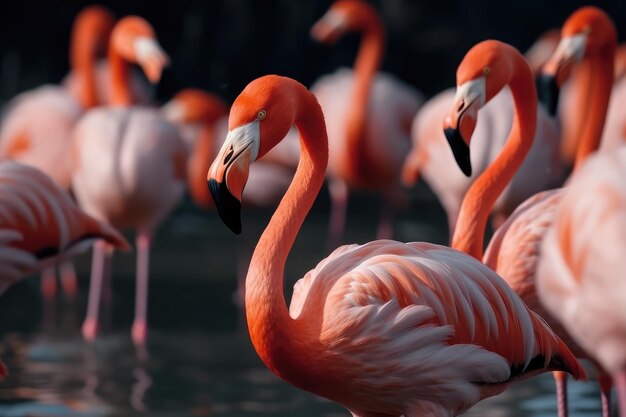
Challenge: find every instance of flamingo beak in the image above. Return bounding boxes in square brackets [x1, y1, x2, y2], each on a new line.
[134, 37, 170, 83]
[207, 121, 260, 234]
[311, 11, 347, 44]
[538, 33, 587, 115]
[442, 77, 485, 177]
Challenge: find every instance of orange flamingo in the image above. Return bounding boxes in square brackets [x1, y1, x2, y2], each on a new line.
[455, 7, 615, 417]
[206, 72, 584, 417]
[537, 146, 626, 417]
[403, 31, 562, 236]
[310, 0, 423, 249]
[72, 16, 186, 345]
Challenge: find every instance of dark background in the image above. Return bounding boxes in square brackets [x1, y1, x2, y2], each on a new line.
[1, 0, 625, 106]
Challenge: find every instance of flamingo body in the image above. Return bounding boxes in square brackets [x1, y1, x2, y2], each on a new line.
[0, 87, 82, 188]
[72, 107, 185, 231]
[537, 147, 626, 374]
[0, 160, 127, 286]
[600, 76, 626, 152]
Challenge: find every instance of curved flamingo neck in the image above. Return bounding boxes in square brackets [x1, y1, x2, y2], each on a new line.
[452, 55, 537, 260]
[573, 44, 615, 167]
[246, 82, 328, 382]
[70, 14, 113, 109]
[109, 47, 133, 107]
[345, 18, 384, 179]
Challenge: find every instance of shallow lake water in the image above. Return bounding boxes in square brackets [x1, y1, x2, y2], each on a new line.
[0, 189, 608, 416]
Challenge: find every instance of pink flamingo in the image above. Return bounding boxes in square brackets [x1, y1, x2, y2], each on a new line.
[473, 7, 616, 417]
[310, 0, 423, 249]
[72, 16, 186, 345]
[402, 32, 562, 236]
[537, 146, 626, 417]
[599, 45, 626, 152]
[0, 6, 118, 298]
[0, 160, 128, 380]
[206, 72, 584, 417]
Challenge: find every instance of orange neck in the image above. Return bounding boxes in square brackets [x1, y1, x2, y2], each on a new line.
[573, 44, 615, 167]
[109, 46, 133, 107]
[345, 18, 383, 181]
[189, 120, 223, 209]
[70, 11, 114, 109]
[452, 56, 538, 260]
[246, 81, 328, 386]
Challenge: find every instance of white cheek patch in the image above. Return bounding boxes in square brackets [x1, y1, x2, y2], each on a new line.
[454, 76, 487, 108]
[224, 120, 261, 162]
[555, 33, 587, 63]
[134, 37, 167, 63]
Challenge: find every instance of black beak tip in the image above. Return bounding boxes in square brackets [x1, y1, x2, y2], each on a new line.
[536, 74, 560, 116]
[208, 178, 242, 235]
[444, 127, 472, 177]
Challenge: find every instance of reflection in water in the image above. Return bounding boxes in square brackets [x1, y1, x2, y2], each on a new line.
[0, 203, 610, 416]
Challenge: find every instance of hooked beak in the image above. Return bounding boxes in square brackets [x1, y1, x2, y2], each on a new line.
[311, 11, 346, 44]
[134, 37, 170, 83]
[538, 33, 587, 115]
[207, 122, 260, 234]
[442, 77, 485, 177]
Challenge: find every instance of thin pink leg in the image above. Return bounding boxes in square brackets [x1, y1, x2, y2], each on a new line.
[616, 368, 626, 417]
[41, 267, 57, 299]
[82, 240, 111, 341]
[327, 179, 349, 251]
[59, 261, 78, 298]
[132, 231, 151, 346]
[598, 370, 613, 417]
[553, 371, 568, 417]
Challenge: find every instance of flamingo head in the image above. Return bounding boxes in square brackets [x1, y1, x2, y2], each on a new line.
[208, 76, 296, 234]
[311, 0, 380, 44]
[162, 89, 227, 124]
[110, 16, 170, 83]
[538, 6, 617, 115]
[443, 40, 519, 177]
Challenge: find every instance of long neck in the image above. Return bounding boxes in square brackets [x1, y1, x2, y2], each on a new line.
[573, 45, 615, 167]
[70, 19, 110, 109]
[452, 58, 538, 260]
[109, 47, 133, 107]
[245, 86, 328, 382]
[345, 20, 384, 178]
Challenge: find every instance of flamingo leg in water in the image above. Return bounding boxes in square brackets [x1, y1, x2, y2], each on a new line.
[327, 179, 348, 251]
[616, 368, 626, 417]
[82, 240, 112, 341]
[59, 261, 78, 298]
[132, 231, 151, 345]
[599, 370, 614, 417]
[553, 371, 568, 417]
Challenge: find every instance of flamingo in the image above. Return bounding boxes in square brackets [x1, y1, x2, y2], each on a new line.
[450, 7, 615, 417]
[599, 45, 626, 152]
[536, 146, 626, 417]
[402, 31, 562, 236]
[310, 0, 423, 249]
[72, 16, 186, 345]
[206, 72, 584, 417]
[0, 160, 128, 380]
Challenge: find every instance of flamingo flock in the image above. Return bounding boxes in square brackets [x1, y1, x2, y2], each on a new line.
[1, 1, 626, 417]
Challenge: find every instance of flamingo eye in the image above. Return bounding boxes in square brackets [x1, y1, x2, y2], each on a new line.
[483, 67, 491, 76]
[257, 110, 267, 120]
